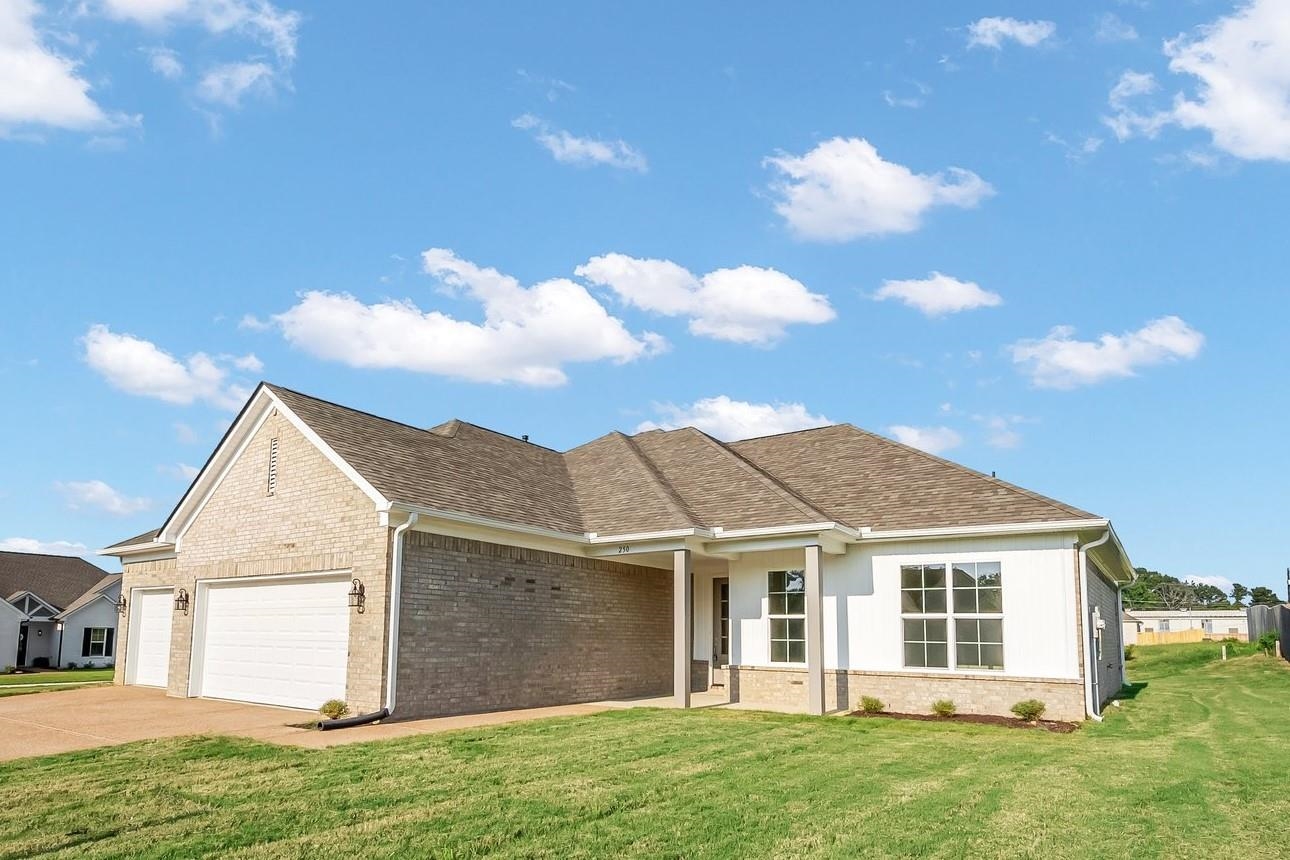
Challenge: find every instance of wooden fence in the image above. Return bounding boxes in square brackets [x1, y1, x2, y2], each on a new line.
[1136, 629, 1206, 646]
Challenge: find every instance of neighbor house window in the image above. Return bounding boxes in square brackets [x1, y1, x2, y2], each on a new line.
[1159, 619, 1170, 632]
[768, 570, 805, 663]
[82, 627, 113, 658]
[901, 561, 1004, 671]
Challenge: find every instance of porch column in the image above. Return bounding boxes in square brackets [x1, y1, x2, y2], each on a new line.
[673, 548, 692, 708]
[805, 544, 825, 715]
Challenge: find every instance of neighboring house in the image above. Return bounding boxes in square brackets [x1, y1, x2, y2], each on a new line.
[1123, 609, 1249, 644]
[0, 551, 121, 669]
[102, 383, 1135, 722]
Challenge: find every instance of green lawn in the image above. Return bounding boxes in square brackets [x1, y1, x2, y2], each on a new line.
[0, 644, 1285, 859]
[0, 668, 114, 697]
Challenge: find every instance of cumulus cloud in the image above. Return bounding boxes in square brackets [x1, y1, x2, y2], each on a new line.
[196, 60, 274, 107]
[764, 137, 994, 241]
[0, 537, 89, 556]
[55, 479, 152, 516]
[1010, 316, 1205, 389]
[273, 248, 663, 387]
[636, 396, 833, 441]
[0, 0, 128, 133]
[576, 253, 835, 345]
[873, 272, 1002, 317]
[513, 114, 647, 172]
[887, 425, 963, 455]
[1104, 0, 1290, 162]
[967, 17, 1057, 49]
[82, 324, 255, 409]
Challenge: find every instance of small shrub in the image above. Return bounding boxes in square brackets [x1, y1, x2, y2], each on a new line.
[1011, 699, 1046, 722]
[1123, 644, 1135, 661]
[859, 695, 885, 714]
[931, 699, 956, 717]
[320, 699, 350, 720]
[1257, 631, 1280, 657]
[1, 666, 13, 675]
[66, 662, 79, 670]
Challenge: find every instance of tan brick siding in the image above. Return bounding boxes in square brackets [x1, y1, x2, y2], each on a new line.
[395, 532, 671, 717]
[727, 665, 1086, 722]
[115, 410, 390, 713]
[112, 557, 177, 687]
[1086, 563, 1124, 709]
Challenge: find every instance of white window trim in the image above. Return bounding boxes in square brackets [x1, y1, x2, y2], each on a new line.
[86, 627, 109, 658]
[899, 560, 1005, 673]
[767, 569, 807, 667]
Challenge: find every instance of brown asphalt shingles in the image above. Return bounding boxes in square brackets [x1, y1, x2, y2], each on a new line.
[0, 552, 114, 612]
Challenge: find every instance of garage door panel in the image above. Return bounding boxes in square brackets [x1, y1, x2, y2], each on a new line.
[197, 576, 350, 711]
[127, 589, 173, 688]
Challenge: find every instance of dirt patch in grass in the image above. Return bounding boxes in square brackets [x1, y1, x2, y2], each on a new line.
[846, 710, 1080, 733]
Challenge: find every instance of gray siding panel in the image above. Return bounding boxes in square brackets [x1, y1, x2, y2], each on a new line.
[1086, 563, 1124, 708]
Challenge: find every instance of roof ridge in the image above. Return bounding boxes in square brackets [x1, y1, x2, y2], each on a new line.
[611, 432, 702, 530]
[446, 419, 562, 454]
[265, 383, 449, 439]
[0, 550, 99, 563]
[729, 423, 840, 444]
[839, 424, 1096, 520]
[679, 428, 839, 525]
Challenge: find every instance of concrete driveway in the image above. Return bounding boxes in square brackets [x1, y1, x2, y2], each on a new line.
[0, 686, 311, 762]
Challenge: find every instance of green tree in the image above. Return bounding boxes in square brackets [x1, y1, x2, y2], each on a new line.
[1249, 586, 1281, 606]
[1231, 583, 1250, 607]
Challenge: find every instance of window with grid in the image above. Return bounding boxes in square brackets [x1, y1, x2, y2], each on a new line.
[952, 562, 1004, 670]
[901, 564, 948, 667]
[768, 570, 806, 663]
[902, 561, 1004, 671]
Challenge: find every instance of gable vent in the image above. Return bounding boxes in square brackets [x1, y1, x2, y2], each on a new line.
[267, 437, 279, 496]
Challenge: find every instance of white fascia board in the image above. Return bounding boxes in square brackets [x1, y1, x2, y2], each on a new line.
[860, 519, 1109, 542]
[709, 522, 858, 540]
[586, 527, 711, 544]
[97, 541, 173, 558]
[392, 503, 588, 546]
[6, 590, 61, 617]
[54, 592, 116, 622]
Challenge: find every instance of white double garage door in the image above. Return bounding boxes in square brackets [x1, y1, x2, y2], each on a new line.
[127, 573, 351, 711]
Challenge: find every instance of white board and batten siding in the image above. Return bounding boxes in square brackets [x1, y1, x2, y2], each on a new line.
[188, 572, 351, 711]
[692, 532, 1082, 681]
[126, 587, 175, 687]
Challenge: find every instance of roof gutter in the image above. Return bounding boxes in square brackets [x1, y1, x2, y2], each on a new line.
[1077, 530, 1112, 721]
[384, 512, 418, 716]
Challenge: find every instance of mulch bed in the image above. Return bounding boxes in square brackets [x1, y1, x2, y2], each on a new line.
[847, 710, 1080, 733]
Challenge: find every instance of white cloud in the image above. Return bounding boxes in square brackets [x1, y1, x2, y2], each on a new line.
[873, 272, 1002, 317]
[576, 253, 835, 345]
[82, 324, 253, 409]
[159, 462, 200, 480]
[1010, 315, 1205, 389]
[273, 248, 663, 387]
[0, 0, 126, 133]
[513, 114, 647, 172]
[967, 17, 1057, 49]
[143, 45, 183, 78]
[173, 421, 198, 443]
[764, 137, 994, 241]
[1104, 0, 1290, 162]
[55, 479, 152, 516]
[1184, 574, 1235, 594]
[1095, 12, 1138, 43]
[230, 352, 263, 372]
[238, 313, 271, 331]
[196, 60, 274, 107]
[973, 414, 1033, 449]
[882, 81, 930, 109]
[637, 396, 832, 441]
[0, 537, 88, 556]
[100, 0, 300, 65]
[887, 425, 963, 455]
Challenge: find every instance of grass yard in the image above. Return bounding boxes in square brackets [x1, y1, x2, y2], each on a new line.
[0, 668, 115, 698]
[0, 644, 1285, 859]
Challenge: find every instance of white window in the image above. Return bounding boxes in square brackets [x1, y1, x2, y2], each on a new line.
[767, 570, 805, 663]
[901, 561, 1004, 671]
[1159, 619, 1170, 632]
[83, 627, 112, 658]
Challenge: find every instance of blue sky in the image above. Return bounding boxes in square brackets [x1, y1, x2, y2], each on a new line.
[1, 1, 1287, 595]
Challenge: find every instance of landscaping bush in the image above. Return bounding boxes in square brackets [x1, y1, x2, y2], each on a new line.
[66, 662, 78, 670]
[859, 695, 885, 714]
[1123, 644, 1135, 661]
[1257, 631, 1280, 657]
[320, 699, 350, 720]
[931, 699, 956, 717]
[1, 666, 13, 675]
[1011, 699, 1046, 722]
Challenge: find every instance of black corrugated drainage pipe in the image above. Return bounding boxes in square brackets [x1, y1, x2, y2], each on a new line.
[318, 708, 390, 731]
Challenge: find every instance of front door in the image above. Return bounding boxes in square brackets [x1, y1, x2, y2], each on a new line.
[16, 625, 27, 666]
[712, 578, 730, 668]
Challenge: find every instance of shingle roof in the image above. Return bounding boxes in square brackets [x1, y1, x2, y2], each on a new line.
[0, 552, 114, 612]
[113, 384, 1101, 548]
[102, 528, 161, 550]
[54, 574, 122, 619]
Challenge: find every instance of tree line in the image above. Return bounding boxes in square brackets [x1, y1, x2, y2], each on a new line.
[1122, 567, 1282, 610]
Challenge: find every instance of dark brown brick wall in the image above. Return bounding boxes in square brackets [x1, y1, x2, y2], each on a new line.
[396, 532, 672, 717]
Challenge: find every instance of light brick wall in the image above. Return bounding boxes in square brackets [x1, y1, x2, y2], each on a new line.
[727, 665, 1086, 722]
[114, 410, 390, 712]
[395, 532, 671, 717]
[1086, 563, 1124, 709]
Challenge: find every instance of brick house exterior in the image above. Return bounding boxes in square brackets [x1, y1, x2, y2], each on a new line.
[104, 383, 1135, 723]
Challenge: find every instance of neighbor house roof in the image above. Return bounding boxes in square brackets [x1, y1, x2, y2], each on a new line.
[111, 383, 1106, 551]
[101, 528, 162, 551]
[54, 574, 122, 620]
[0, 552, 114, 611]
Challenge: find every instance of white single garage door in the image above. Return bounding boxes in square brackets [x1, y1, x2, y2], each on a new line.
[126, 588, 174, 687]
[193, 574, 350, 710]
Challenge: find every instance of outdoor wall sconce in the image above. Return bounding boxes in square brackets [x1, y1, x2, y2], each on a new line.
[348, 578, 366, 613]
[174, 588, 190, 615]
[116, 594, 128, 615]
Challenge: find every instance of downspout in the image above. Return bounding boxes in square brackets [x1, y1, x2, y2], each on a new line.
[384, 511, 418, 716]
[1077, 531, 1111, 721]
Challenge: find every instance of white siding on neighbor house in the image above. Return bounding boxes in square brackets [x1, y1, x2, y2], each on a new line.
[21, 620, 58, 665]
[59, 590, 122, 668]
[692, 533, 1082, 681]
[0, 603, 21, 669]
[1132, 611, 1248, 636]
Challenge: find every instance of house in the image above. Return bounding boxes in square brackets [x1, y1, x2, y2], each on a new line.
[1123, 609, 1249, 644]
[0, 551, 122, 669]
[102, 383, 1135, 722]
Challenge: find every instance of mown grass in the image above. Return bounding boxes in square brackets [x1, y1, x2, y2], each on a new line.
[0, 643, 1285, 859]
[0, 668, 114, 697]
